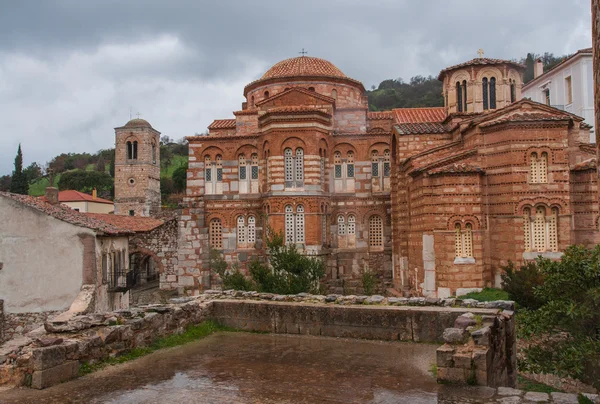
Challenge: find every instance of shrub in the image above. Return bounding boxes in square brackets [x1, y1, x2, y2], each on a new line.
[362, 269, 377, 295]
[209, 249, 254, 291]
[458, 287, 510, 302]
[518, 245, 600, 390]
[501, 261, 545, 309]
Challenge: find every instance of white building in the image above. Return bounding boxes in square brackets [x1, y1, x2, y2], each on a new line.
[522, 48, 595, 142]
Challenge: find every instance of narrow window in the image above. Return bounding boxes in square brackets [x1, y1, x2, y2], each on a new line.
[544, 89, 550, 106]
[482, 78, 489, 110]
[285, 205, 294, 244]
[347, 214, 356, 235]
[284, 148, 293, 185]
[251, 154, 259, 180]
[462, 80, 468, 112]
[334, 151, 342, 178]
[383, 149, 391, 178]
[565, 76, 572, 105]
[237, 216, 246, 248]
[247, 216, 256, 246]
[547, 208, 558, 252]
[338, 215, 346, 236]
[530, 152, 539, 183]
[295, 148, 304, 185]
[369, 215, 383, 248]
[347, 151, 355, 178]
[295, 205, 305, 244]
[239, 154, 247, 180]
[489, 77, 496, 109]
[523, 208, 532, 252]
[510, 80, 516, 103]
[371, 151, 379, 177]
[533, 206, 546, 252]
[210, 218, 222, 249]
[321, 214, 327, 245]
[264, 91, 269, 99]
[127, 141, 133, 159]
[463, 223, 473, 258]
[216, 155, 223, 182]
[538, 152, 548, 183]
[205, 156, 212, 182]
[454, 223, 463, 258]
[152, 143, 156, 164]
[456, 82, 463, 112]
[331, 89, 337, 99]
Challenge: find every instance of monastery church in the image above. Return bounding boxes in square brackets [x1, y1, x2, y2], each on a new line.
[115, 55, 598, 298]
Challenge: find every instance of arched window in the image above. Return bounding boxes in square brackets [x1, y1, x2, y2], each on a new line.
[371, 151, 379, 177]
[369, 215, 383, 249]
[127, 141, 133, 159]
[251, 153, 259, 180]
[454, 223, 474, 259]
[347, 215, 356, 235]
[510, 79, 516, 103]
[205, 156, 212, 182]
[308, 86, 315, 91]
[205, 155, 222, 195]
[489, 77, 496, 109]
[331, 89, 337, 99]
[152, 143, 156, 164]
[456, 82, 463, 112]
[383, 149, 391, 178]
[238, 154, 247, 180]
[284, 147, 304, 188]
[237, 215, 246, 247]
[264, 91, 269, 99]
[462, 80, 468, 112]
[338, 215, 346, 236]
[482, 77, 489, 110]
[334, 151, 342, 179]
[523, 206, 559, 253]
[216, 155, 223, 182]
[347, 151, 355, 178]
[284, 205, 305, 245]
[371, 150, 390, 192]
[209, 218, 222, 249]
[530, 152, 548, 184]
[247, 216, 256, 246]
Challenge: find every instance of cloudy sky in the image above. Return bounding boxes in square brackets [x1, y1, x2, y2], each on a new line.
[0, 0, 593, 175]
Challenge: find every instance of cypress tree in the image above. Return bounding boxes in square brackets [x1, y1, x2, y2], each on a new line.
[9, 144, 29, 195]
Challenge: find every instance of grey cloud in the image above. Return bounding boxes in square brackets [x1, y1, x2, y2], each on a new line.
[0, 0, 592, 174]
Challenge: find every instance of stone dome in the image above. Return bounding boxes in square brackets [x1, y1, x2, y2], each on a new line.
[123, 118, 152, 128]
[261, 56, 347, 80]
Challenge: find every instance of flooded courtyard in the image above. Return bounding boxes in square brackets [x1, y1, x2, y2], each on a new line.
[1, 332, 441, 404]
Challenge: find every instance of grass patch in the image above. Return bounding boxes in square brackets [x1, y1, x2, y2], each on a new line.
[79, 320, 233, 376]
[29, 175, 61, 196]
[429, 363, 437, 378]
[457, 287, 509, 302]
[517, 375, 563, 393]
[161, 154, 187, 178]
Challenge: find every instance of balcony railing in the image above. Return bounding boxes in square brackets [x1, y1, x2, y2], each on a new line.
[107, 268, 136, 293]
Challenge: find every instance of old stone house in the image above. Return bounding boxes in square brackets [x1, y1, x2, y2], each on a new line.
[0, 190, 134, 342]
[158, 55, 598, 298]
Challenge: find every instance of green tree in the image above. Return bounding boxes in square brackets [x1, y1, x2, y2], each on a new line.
[57, 170, 113, 198]
[524, 53, 535, 84]
[109, 152, 115, 178]
[518, 245, 600, 389]
[172, 162, 188, 193]
[0, 175, 11, 192]
[23, 162, 42, 184]
[366, 75, 443, 111]
[95, 156, 106, 172]
[9, 144, 28, 195]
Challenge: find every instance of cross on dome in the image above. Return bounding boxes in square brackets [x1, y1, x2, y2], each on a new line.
[477, 48, 484, 58]
[299, 48, 308, 56]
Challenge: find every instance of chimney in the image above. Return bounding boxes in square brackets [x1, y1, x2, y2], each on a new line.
[45, 187, 59, 205]
[92, 188, 97, 200]
[534, 58, 544, 79]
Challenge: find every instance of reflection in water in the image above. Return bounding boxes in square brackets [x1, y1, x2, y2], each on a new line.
[2, 333, 443, 404]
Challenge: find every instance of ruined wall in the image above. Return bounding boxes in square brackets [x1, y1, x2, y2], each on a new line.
[1, 311, 60, 344]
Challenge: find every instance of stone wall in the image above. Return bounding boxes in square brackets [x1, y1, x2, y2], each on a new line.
[0, 300, 4, 344]
[1, 311, 61, 344]
[436, 310, 516, 388]
[0, 293, 512, 389]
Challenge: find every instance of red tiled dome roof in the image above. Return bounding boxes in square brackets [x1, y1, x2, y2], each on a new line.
[261, 56, 347, 80]
[124, 118, 152, 128]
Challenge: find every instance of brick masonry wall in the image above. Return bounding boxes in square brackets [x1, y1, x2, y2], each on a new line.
[595, 0, 600, 171]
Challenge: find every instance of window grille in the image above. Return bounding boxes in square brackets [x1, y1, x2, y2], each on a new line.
[533, 206, 546, 252]
[523, 208, 531, 252]
[530, 153, 538, 183]
[321, 214, 327, 245]
[284, 148, 294, 183]
[463, 223, 473, 258]
[216, 155, 223, 182]
[372, 162, 379, 177]
[205, 167, 212, 181]
[454, 224, 463, 258]
[251, 154, 259, 180]
[295, 148, 304, 182]
[237, 216, 246, 247]
[347, 215, 356, 235]
[538, 153, 548, 183]
[489, 77, 496, 109]
[369, 215, 383, 248]
[239, 155, 247, 180]
[335, 165, 342, 178]
[210, 218, 222, 249]
[248, 216, 256, 245]
[285, 205, 294, 244]
[347, 151, 355, 178]
[338, 215, 346, 235]
[295, 205, 305, 243]
[548, 208, 558, 252]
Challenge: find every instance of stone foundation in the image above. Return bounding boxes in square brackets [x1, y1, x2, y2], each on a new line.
[0, 292, 513, 390]
[0, 311, 60, 345]
[436, 310, 516, 388]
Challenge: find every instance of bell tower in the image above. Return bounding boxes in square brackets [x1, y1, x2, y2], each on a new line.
[114, 118, 161, 217]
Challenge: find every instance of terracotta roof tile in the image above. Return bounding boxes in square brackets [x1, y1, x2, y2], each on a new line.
[263, 106, 330, 114]
[39, 190, 113, 204]
[438, 58, 526, 80]
[0, 192, 132, 235]
[233, 109, 258, 116]
[395, 122, 448, 135]
[393, 107, 446, 124]
[479, 112, 570, 128]
[208, 119, 236, 130]
[367, 111, 393, 120]
[261, 56, 346, 80]
[85, 213, 164, 232]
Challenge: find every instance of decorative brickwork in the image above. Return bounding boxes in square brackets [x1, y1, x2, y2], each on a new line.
[175, 56, 598, 297]
[114, 119, 161, 217]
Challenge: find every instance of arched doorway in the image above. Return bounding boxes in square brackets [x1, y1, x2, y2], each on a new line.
[130, 252, 159, 286]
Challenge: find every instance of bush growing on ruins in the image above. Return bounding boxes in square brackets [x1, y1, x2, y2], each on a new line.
[518, 245, 600, 389]
[209, 248, 255, 291]
[362, 268, 377, 295]
[501, 261, 545, 310]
